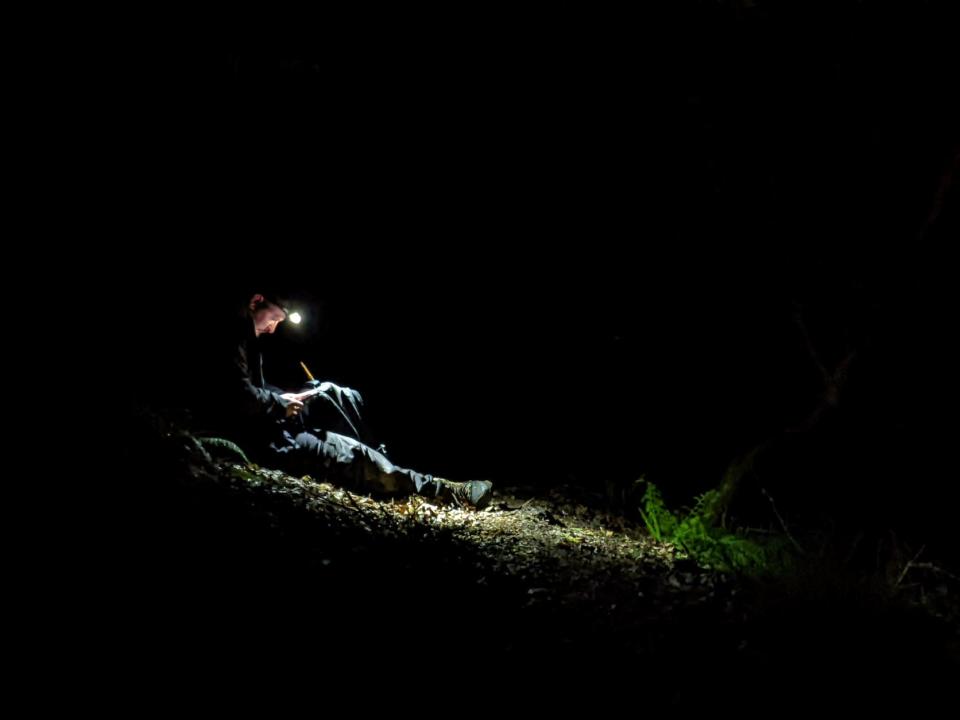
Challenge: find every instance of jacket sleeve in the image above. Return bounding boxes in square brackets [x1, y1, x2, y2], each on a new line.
[231, 341, 289, 421]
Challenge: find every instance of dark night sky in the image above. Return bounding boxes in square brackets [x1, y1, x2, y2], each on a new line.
[107, 2, 958, 533]
[43, 10, 959, 705]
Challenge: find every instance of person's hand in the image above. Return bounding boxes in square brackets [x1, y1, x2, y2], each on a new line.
[280, 393, 305, 417]
[285, 390, 315, 402]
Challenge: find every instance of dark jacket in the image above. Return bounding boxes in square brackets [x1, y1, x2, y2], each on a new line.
[201, 314, 292, 451]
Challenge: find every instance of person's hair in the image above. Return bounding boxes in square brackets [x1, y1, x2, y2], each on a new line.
[250, 288, 292, 317]
[229, 281, 296, 319]
[261, 293, 290, 310]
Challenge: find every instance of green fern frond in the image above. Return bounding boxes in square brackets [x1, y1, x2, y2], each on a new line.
[638, 480, 679, 541]
[638, 477, 795, 575]
[199, 437, 251, 464]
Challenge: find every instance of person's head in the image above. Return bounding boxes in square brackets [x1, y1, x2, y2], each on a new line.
[248, 293, 288, 336]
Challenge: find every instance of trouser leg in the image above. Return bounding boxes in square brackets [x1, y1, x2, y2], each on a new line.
[300, 382, 375, 445]
[278, 430, 442, 499]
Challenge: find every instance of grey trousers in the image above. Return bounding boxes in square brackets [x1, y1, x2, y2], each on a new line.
[268, 382, 443, 499]
[278, 430, 441, 498]
[298, 381, 375, 446]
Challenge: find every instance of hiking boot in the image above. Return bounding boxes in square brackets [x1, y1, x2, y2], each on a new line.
[435, 479, 494, 510]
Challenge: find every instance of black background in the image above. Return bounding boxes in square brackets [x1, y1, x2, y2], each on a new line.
[34, 5, 958, 706]
[100, 2, 959, 537]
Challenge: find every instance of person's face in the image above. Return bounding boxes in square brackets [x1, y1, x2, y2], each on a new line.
[252, 302, 287, 337]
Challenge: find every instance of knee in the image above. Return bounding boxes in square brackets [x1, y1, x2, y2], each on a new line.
[293, 431, 323, 454]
